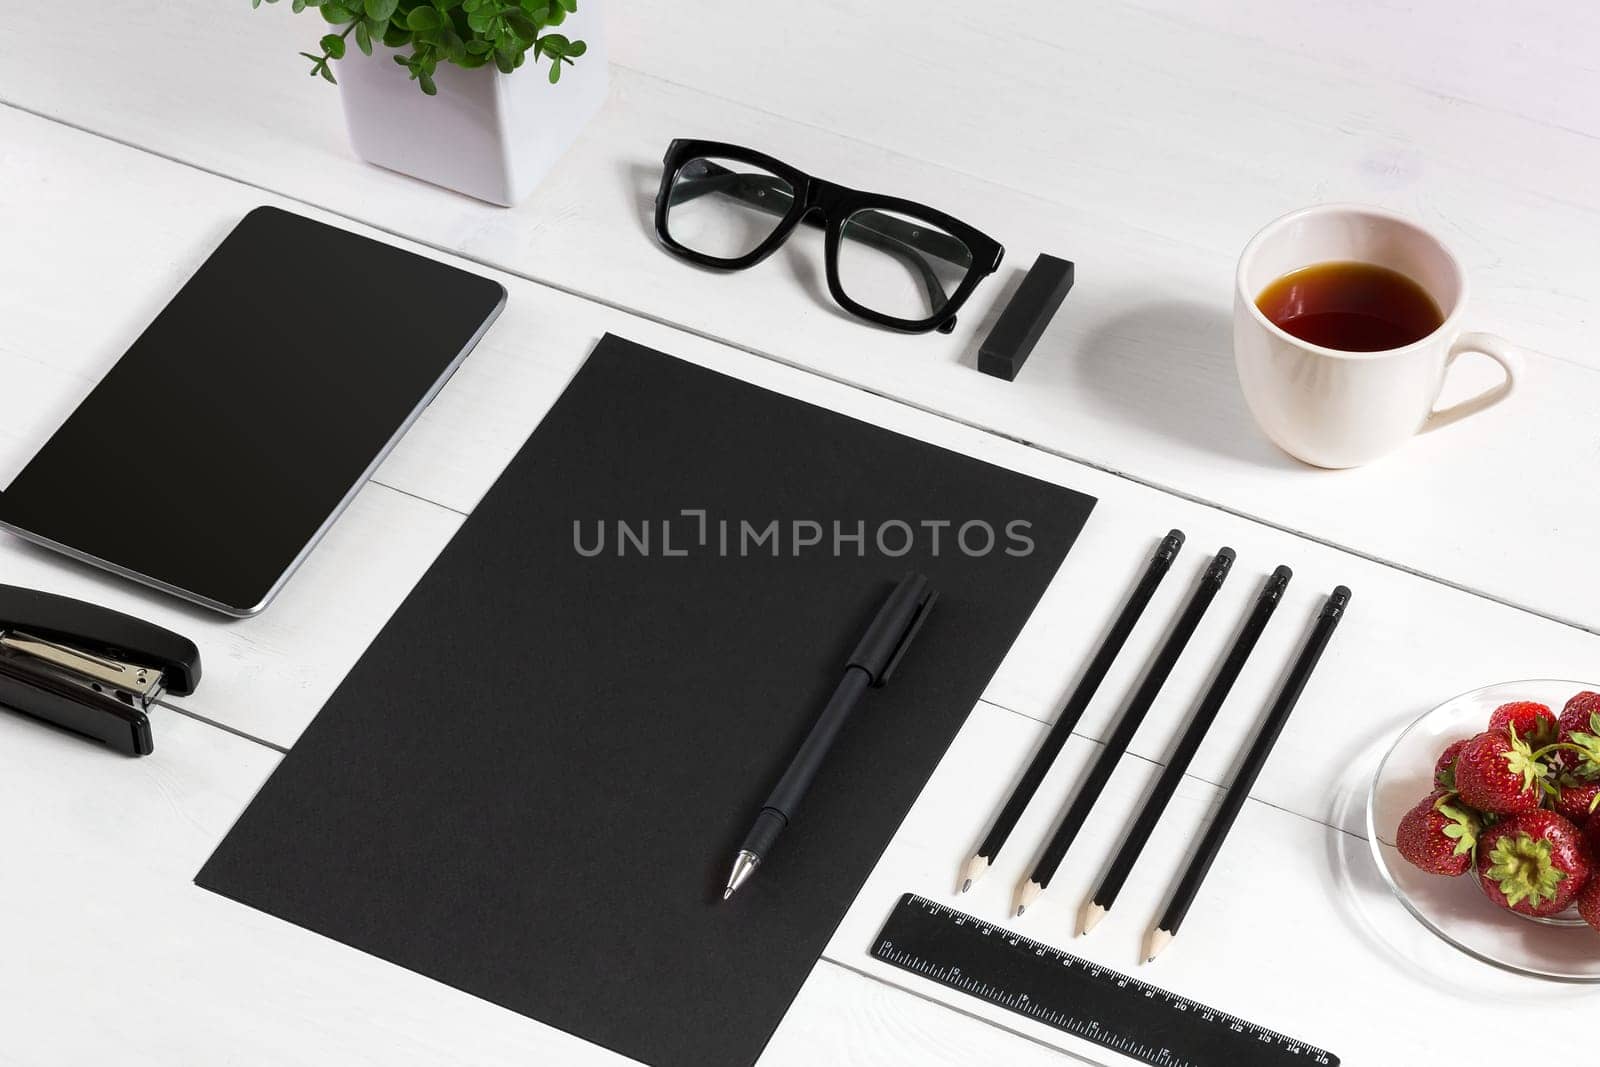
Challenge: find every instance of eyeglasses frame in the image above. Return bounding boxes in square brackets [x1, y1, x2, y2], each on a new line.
[653, 138, 1005, 335]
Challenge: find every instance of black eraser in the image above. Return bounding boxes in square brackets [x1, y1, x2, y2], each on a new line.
[977, 253, 1074, 381]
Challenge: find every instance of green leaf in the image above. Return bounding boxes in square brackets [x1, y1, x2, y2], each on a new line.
[440, 27, 467, 61]
[406, 5, 442, 29]
[277, 0, 580, 95]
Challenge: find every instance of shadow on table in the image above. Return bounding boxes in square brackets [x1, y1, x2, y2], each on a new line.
[1069, 299, 1300, 471]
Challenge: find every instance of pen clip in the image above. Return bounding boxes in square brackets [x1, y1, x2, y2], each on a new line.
[876, 589, 938, 687]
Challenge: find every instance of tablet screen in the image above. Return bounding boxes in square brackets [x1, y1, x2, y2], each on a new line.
[0, 207, 505, 615]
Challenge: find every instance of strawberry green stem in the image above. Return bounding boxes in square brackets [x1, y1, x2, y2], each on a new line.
[1531, 741, 1586, 762]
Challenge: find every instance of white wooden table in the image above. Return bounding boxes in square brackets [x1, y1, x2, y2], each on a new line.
[1, 3, 1597, 1063]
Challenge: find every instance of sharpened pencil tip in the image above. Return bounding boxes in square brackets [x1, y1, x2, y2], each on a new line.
[722, 888, 732, 900]
[1143, 927, 1173, 963]
[1079, 901, 1106, 937]
[957, 855, 989, 896]
[1011, 879, 1042, 920]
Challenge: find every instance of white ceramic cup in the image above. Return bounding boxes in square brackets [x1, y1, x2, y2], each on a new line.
[1233, 204, 1523, 468]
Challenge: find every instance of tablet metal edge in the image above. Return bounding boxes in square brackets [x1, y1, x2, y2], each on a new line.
[0, 285, 509, 619]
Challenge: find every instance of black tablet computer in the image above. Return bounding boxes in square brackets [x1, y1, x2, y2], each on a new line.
[0, 207, 506, 616]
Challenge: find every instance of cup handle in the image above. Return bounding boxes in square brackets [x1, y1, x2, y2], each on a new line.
[1422, 332, 1524, 433]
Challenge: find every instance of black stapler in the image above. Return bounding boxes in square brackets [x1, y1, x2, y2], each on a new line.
[0, 584, 201, 756]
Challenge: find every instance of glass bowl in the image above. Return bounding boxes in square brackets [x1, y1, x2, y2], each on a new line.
[1368, 679, 1600, 982]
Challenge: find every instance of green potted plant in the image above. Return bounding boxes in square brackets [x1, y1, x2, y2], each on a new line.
[256, 0, 608, 206]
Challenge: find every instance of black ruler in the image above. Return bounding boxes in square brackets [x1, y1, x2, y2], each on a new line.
[871, 894, 1337, 1067]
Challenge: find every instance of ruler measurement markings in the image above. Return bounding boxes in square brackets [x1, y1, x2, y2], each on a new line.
[871, 894, 1338, 1067]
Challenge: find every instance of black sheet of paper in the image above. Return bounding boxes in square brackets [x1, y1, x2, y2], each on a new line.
[198, 335, 1096, 1066]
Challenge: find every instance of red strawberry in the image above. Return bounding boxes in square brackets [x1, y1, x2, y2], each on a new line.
[1454, 730, 1550, 814]
[1396, 791, 1480, 876]
[1487, 701, 1557, 746]
[1476, 810, 1592, 916]
[1433, 740, 1469, 791]
[1579, 877, 1600, 934]
[1587, 810, 1600, 855]
[1555, 700, 1600, 781]
[1559, 691, 1600, 736]
[1552, 777, 1600, 822]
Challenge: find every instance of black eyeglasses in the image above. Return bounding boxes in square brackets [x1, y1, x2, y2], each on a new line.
[654, 139, 1004, 335]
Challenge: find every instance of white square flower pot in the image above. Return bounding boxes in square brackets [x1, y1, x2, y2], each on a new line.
[335, 3, 608, 206]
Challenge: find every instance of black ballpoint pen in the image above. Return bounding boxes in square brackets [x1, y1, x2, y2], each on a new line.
[723, 572, 936, 901]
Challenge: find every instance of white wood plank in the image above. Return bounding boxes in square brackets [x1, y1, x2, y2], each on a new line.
[0, 684, 1349, 1067]
[8, 690, 1583, 1066]
[766, 962, 1091, 1067]
[609, 0, 1600, 301]
[0, 7, 1593, 1063]
[1114, 0, 1600, 141]
[1, 5, 1597, 631]
[0, 482, 461, 748]
[3, 106, 1599, 839]
[0, 705, 630, 1067]
[823, 701, 1600, 1065]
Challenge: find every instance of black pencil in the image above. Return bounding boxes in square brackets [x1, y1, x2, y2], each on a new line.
[1079, 565, 1291, 937]
[1145, 585, 1350, 963]
[1014, 547, 1236, 918]
[958, 530, 1186, 895]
